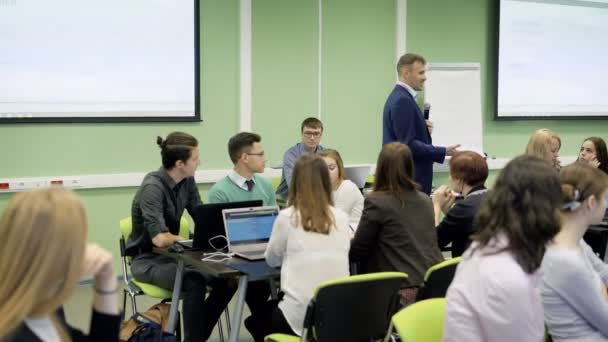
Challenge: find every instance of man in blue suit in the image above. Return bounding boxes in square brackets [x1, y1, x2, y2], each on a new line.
[382, 53, 459, 194]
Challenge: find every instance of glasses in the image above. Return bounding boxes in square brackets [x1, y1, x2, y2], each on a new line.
[246, 151, 265, 157]
[303, 131, 322, 138]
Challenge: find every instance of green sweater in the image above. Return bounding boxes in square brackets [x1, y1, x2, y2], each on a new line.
[208, 174, 277, 206]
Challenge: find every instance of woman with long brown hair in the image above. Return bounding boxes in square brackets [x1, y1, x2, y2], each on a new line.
[444, 155, 562, 342]
[350, 142, 443, 306]
[0, 188, 120, 341]
[578, 136, 608, 174]
[245, 154, 351, 341]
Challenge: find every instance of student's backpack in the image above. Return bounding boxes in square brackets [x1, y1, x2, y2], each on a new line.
[119, 303, 179, 342]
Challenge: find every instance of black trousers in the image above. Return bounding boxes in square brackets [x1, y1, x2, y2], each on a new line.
[244, 299, 296, 342]
[132, 254, 236, 342]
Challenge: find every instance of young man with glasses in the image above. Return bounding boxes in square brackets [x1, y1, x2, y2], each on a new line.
[275, 117, 326, 199]
[208, 132, 277, 206]
[207, 132, 275, 341]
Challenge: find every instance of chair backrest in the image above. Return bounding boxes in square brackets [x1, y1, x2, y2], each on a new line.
[416, 257, 461, 301]
[305, 272, 407, 342]
[392, 298, 446, 342]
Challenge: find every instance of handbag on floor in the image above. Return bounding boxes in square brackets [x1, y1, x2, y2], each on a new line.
[119, 303, 179, 342]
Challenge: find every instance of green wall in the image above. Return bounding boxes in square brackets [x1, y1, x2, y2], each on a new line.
[0, 0, 606, 272]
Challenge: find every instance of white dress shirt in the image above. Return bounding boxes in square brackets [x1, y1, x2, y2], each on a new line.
[228, 170, 254, 191]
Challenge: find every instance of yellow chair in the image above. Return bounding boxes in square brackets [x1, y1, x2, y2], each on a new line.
[416, 257, 461, 301]
[271, 177, 282, 191]
[119, 216, 231, 341]
[391, 298, 446, 342]
[265, 272, 407, 342]
[119, 216, 191, 317]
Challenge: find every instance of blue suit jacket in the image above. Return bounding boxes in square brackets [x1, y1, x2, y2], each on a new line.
[382, 85, 446, 194]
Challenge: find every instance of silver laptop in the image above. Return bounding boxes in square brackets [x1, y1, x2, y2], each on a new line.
[222, 206, 279, 260]
[344, 165, 371, 189]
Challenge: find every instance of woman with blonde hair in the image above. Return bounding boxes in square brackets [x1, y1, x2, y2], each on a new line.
[319, 149, 364, 234]
[0, 188, 120, 341]
[350, 142, 443, 306]
[245, 154, 351, 341]
[525, 128, 561, 170]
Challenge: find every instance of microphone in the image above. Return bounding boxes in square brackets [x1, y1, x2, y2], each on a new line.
[423, 103, 431, 120]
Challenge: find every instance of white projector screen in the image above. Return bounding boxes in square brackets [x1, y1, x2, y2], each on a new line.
[497, 0, 608, 119]
[0, 0, 199, 123]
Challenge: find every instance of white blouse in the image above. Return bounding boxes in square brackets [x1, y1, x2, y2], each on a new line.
[265, 206, 351, 335]
[332, 179, 364, 235]
[443, 236, 545, 342]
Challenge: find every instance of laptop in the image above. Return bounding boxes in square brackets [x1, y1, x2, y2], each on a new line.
[222, 206, 279, 260]
[344, 165, 371, 189]
[180, 200, 263, 251]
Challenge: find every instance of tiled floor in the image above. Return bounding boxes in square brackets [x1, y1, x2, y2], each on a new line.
[64, 284, 254, 342]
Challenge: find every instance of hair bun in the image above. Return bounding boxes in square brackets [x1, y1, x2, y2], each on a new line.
[561, 184, 577, 203]
[156, 136, 164, 148]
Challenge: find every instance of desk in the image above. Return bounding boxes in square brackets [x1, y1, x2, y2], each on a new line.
[153, 248, 281, 342]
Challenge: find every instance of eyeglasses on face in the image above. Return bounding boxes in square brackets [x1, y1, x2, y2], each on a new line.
[303, 131, 322, 138]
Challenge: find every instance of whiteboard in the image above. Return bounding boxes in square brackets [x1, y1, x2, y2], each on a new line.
[424, 63, 483, 154]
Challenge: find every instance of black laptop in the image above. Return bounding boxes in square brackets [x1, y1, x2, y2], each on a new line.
[188, 200, 263, 251]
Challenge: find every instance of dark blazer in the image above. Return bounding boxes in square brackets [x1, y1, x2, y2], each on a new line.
[382, 85, 446, 194]
[350, 190, 444, 287]
[436, 186, 488, 258]
[7, 309, 120, 342]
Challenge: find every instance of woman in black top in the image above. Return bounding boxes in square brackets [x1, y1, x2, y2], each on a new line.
[432, 151, 489, 257]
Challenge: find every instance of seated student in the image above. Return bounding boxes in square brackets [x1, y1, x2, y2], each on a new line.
[319, 149, 364, 235]
[275, 117, 326, 199]
[245, 154, 351, 342]
[126, 132, 235, 342]
[207, 131, 274, 336]
[350, 142, 443, 306]
[432, 151, 489, 257]
[208, 132, 276, 206]
[578, 136, 608, 175]
[443, 155, 562, 342]
[0, 188, 120, 342]
[525, 128, 562, 170]
[541, 163, 608, 341]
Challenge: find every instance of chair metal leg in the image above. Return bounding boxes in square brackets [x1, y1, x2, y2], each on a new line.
[121, 290, 128, 320]
[217, 316, 225, 342]
[382, 321, 396, 342]
[129, 293, 138, 316]
[224, 308, 231, 335]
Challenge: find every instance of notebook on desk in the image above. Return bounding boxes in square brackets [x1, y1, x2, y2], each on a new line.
[222, 206, 279, 261]
[179, 200, 263, 251]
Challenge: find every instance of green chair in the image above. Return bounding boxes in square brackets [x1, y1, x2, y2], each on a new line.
[416, 257, 461, 301]
[119, 216, 191, 318]
[265, 272, 407, 342]
[391, 298, 446, 342]
[119, 216, 231, 341]
[271, 177, 282, 191]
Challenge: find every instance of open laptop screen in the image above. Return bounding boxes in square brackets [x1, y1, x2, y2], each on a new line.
[192, 200, 262, 250]
[223, 207, 278, 246]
